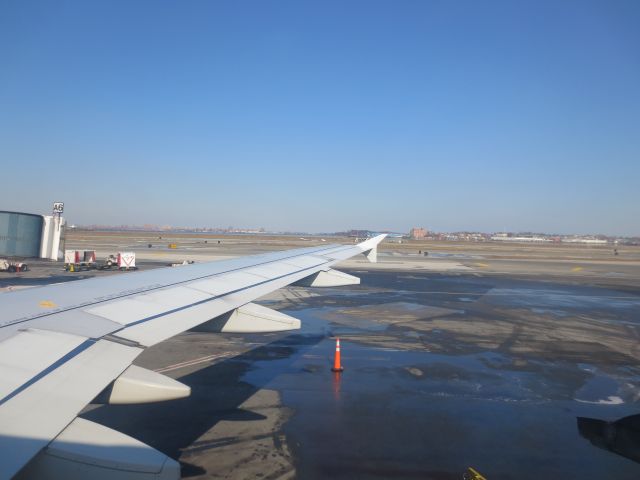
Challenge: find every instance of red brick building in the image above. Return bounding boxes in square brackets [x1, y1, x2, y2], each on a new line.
[410, 227, 427, 239]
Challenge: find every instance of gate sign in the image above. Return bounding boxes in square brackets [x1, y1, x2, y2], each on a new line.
[53, 202, 64, 214]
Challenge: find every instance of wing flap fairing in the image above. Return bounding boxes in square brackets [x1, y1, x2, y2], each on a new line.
[0, 340, 143, 479]
[97, 365, 190, 405]
[0, 234, 387, 478]
[15, 417, 180, 480]
[0, 329, 88, 399]
[194, 302, 300, 333]
[294, 268, 360, 287]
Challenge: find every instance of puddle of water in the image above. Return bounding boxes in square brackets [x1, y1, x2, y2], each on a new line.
[575, 375, 623, 404]
[241, 271, 640, 479]
[578, 363, 597, 373]
[485, 288, 640, 310]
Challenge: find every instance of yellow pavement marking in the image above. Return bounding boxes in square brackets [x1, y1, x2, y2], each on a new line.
[475, 262, 489, 268]
[39, 300, 57, 308]
[571, 266, 583, 272]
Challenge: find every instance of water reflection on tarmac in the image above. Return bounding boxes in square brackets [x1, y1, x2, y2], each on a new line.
[78, 269, 640, 479]
[243, 270, 640, 479]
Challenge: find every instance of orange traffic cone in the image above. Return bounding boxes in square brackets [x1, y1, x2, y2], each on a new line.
[331, 338, 344, 372]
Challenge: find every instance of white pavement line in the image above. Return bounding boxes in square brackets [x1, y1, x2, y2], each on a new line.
[155, 352, 233, 373]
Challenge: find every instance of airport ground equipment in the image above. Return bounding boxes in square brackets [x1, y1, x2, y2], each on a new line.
[0, 234, 386, 479]
[98, 252, 138, 271]
[98, 254, 119, 269]
[64, 250, 97, 272]
[169, 260, 195, 267]
[0, 258, 28, 272]
[116, 251, 136, 270]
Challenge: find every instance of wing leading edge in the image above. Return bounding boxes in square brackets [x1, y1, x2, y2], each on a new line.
[0, 234, 386, 479]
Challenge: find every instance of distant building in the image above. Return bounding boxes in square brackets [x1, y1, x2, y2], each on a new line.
[410, 227, 427, 239]
[490, 235, 550, 243]
[562, 237, 608, 245]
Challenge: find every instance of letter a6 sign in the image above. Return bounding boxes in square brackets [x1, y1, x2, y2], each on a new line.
[53, 202, 64, 214]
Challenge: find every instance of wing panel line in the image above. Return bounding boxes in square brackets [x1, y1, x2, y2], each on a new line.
[1, 243, 352, 329]
[114, 262, 325, 331]
[0, 253, 349, 406]
[0, 339, 96, 406]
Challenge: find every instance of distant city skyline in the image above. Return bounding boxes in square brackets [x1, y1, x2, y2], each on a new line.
[1, 1, 638, 236]
[70, 221, 637, 239]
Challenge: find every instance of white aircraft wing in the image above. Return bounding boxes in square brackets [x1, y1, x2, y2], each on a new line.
[0, 235, 385, 480]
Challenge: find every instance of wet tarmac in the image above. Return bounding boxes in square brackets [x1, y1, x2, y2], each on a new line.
[75, 268, 640, 479]
[3, 241, 640, 480]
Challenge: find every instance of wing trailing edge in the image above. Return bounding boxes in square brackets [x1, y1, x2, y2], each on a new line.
[3, 234, 388, 479]
[15, 417, 179, 480]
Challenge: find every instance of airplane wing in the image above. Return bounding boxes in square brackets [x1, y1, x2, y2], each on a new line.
[0, 235, 385, 480]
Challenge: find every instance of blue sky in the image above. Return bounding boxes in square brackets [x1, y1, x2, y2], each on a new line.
[1, 1, 638, 235]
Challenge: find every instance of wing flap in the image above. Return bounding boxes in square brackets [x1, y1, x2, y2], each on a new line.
[189, 271, 265, 296]
[15, 417, 180, 480]
[137, 286, 211, 308]
[281, 256, 327, 269]
[86, 299, 175, 326]
[0, 330, 87, 399]
[0, 235, 388, 477]
[83, 284, 205, 326]
[0, 339, 142, 479]
[115, 262, 321, 346]
[242, 262, 303, 279]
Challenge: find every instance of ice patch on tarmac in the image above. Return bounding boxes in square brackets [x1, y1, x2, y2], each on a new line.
[576, 396, 624, 405]
[575, 375, 624, 404]
[484, 288, 640, 310]
[324, 302, 463, 324]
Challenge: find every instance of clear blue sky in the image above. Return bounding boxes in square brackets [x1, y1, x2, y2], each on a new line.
[1, 1, 638, 235]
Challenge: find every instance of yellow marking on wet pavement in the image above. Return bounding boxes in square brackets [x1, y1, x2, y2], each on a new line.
[39, 300, 57, 308]
[571, 266, 583, 272]
[475, 262, 489, 268]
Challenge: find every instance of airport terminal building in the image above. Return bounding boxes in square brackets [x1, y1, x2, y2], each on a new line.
[0, 210, 66, 260]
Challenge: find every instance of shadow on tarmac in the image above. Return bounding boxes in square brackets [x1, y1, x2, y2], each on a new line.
[81, 333, 324, 476]
[578, 414, 640, 464]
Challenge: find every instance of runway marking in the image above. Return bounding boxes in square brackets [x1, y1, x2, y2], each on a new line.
[155, 352, 233, 373]
[474, 262, 489, 268]
[571, 266, 584, 272]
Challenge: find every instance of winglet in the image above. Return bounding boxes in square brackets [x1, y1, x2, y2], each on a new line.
[357, 234, 387, 263]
